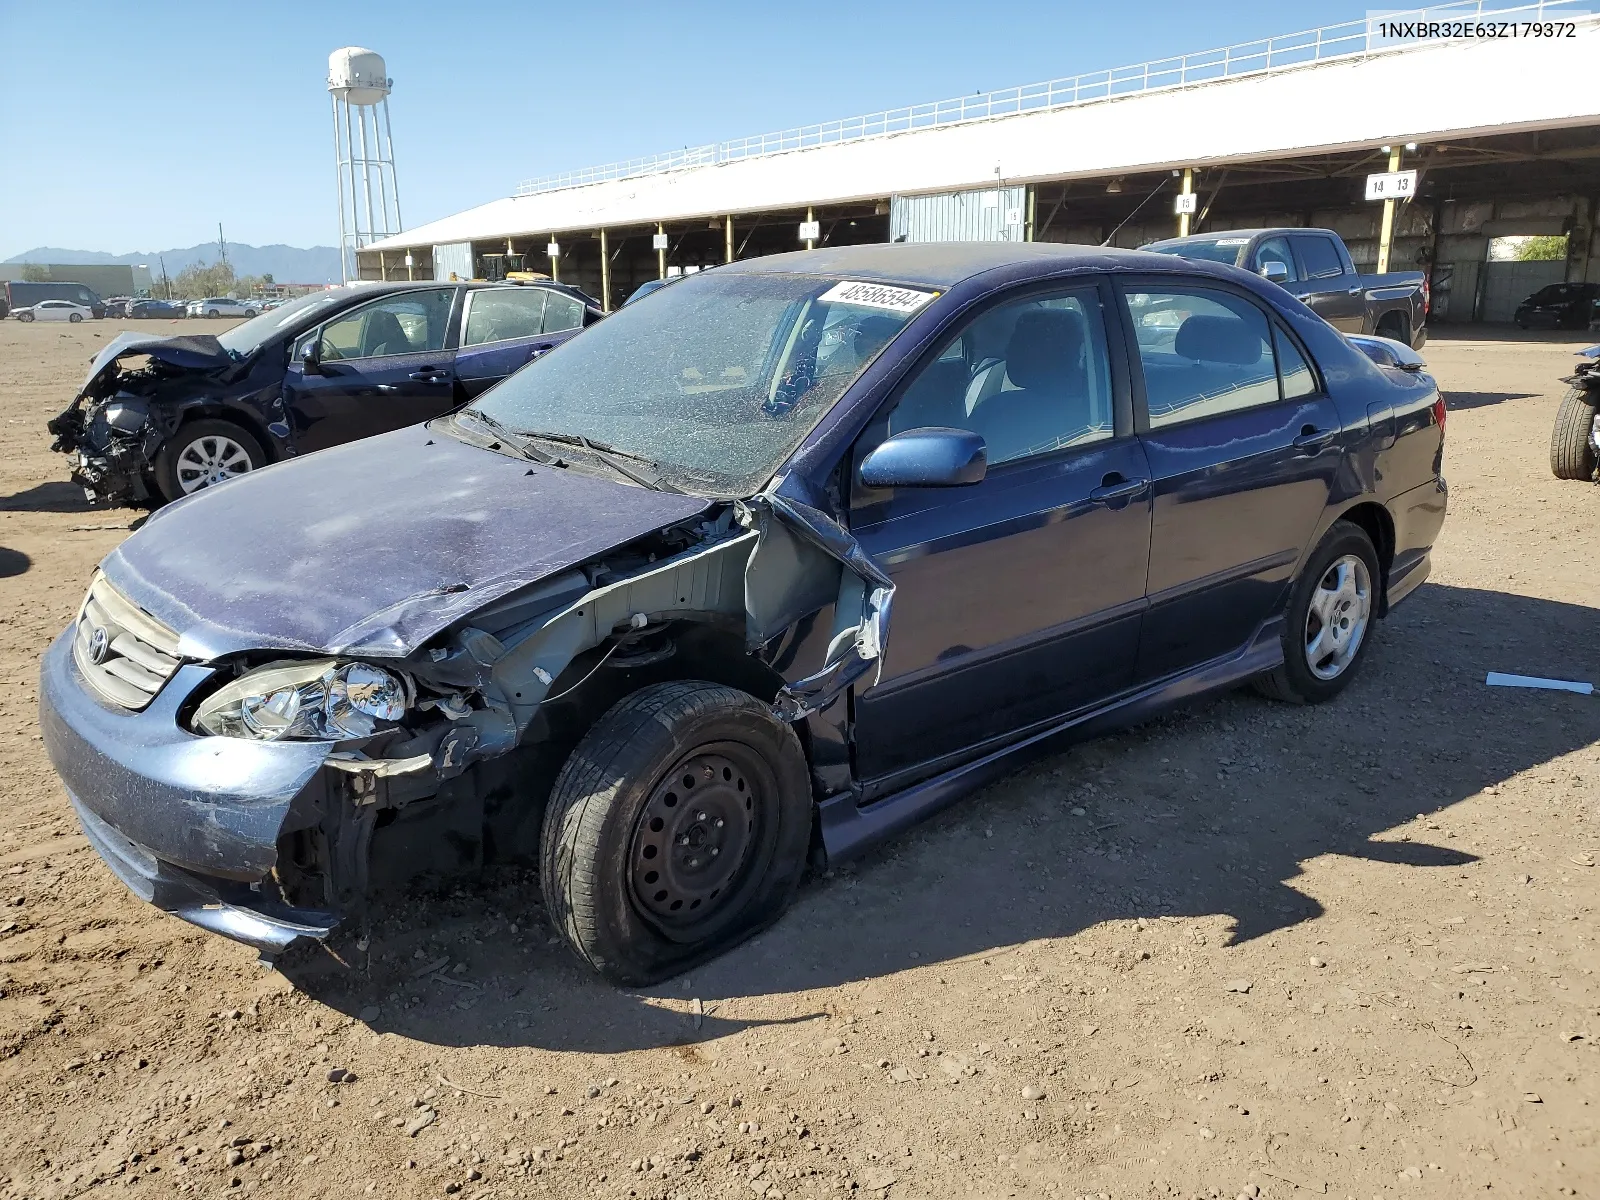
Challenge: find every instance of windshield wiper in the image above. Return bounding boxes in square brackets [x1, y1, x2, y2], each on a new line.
[451, 408, 558, 465]
[520, 431, 681, 492]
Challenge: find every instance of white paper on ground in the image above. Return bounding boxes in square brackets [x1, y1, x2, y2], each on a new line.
[1485, 672, 1594, 695]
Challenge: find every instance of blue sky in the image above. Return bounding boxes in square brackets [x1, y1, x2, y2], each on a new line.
[0, 0, 1371, 258]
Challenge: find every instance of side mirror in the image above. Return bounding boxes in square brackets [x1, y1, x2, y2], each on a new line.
[300, 338, 322, 375]
[859, 427, 987, 489]
[1259, 260, 1290, 285]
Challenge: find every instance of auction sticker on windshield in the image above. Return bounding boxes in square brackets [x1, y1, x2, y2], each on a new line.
[818, 280, 938, 313]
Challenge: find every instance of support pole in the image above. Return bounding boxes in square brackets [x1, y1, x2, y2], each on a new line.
[599, 228, 611, 313]
[657, 222, 666, 279]
[806, 205, 815, 251]
[330, 95, 350, 284]
[379, 251, 388, 281]
[1025, 187, 1036, 242]
[725, 215, 734, 264]
[1376, 145, 1402, 274]
[1178, 168, 1194, 237]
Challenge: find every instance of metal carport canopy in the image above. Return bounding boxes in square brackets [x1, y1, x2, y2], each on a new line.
[369, 20, 1600, 252]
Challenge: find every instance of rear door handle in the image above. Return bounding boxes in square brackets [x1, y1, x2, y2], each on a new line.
[1292, 425, 1338, 452]
[527, 342, 556, 361]
[1348, 286, 1363, 295]
[1089, 476, 1149, 503]
[375, 384, 399, 393]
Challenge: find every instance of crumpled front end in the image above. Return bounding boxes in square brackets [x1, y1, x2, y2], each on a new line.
[43, 469, 894, 955]
[49, 332, 232, 504]
[49, 393, 169, 505]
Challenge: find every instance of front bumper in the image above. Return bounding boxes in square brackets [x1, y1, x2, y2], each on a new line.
[39, 630, 340, 952]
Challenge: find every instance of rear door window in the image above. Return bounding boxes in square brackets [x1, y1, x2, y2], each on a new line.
[462, 289, 546, 346]
[542, 292, 586, 334]
[1293, 235, 1346, 280]
[1124, 287, 1287, 427]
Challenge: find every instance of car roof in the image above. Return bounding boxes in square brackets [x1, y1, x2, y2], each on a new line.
[719, 241, 1174, 288]
[1145, 227, 1342, 248]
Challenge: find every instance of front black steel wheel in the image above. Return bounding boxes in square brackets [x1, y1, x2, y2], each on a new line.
[540, 681, 811, 986]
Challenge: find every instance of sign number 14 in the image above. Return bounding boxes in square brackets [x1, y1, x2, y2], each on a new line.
[1365, 170, 1417, 202]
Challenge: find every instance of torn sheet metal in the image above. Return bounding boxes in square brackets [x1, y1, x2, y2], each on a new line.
[754, 475, 895, 723]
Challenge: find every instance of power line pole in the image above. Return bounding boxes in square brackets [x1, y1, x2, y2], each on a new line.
[218, 223, 228, 269]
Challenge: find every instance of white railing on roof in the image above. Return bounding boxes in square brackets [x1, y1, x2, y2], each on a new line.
[514, 0, 1587, 197]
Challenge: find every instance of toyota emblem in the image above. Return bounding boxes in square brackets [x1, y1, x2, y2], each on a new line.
[87, 625, 110, 665]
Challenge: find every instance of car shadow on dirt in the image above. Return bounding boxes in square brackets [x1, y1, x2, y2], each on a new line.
[279, 581, 1599, 1055]
[0, 482, 95, 513]
[1444, 391, 1538, 411]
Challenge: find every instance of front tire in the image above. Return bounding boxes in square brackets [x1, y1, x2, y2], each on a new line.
[17, 312, 33, 323]
[1550, 386, 1599, 481]
[69, 312, 83, 323]
[155, 419, 265, 501]
[1255, 521, 1380, 705]
[540, 681, 811, 986]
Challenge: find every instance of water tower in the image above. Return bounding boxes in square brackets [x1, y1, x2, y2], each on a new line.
[328, 47, 403, 284]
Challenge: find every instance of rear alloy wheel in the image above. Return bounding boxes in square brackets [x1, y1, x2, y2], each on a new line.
[540, 681, 811, 986]
[69, 312, 83, 323]
[1254, 521, 1380, 705]
[156, 419, 265, 500]
[1550, 386, 1599, 481]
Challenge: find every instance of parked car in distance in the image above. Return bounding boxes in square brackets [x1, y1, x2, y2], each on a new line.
[1514, 281, 1600, 330]
[186, 296, 259, 318]
[14, 299, 94, 323]
[128, 298, 187, 319]
[2, 280, 105, 320]
[39, 243, 1449, 985]
[1146, 227, 1428, 348]
[48, 279, 604, 504]
[103, 297, 137, 318]
[622, 275, 687, 305]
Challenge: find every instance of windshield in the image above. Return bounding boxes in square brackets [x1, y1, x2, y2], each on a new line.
[1145, 239, 1249, 266]
[464, 271, 932, 495]
[215, 291, 349, 359]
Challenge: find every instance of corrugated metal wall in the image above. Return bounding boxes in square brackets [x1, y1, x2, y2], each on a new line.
[1481, 259, 1567, 322]
[890, 187, 1027, 243]
[432, 242, 474, 282]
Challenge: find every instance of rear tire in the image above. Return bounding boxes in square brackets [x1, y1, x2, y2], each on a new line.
[155, 419, 265, 501]
[1375, 314, 1408, 344]
[1550, 386, 1599, 481]
[69, 312, 83, 323]
[1254, 521, 1380, 705]
[540, 681, 811, 986]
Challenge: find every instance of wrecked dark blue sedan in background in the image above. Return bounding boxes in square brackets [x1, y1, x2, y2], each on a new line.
[39, 243, 1447, 984]
[47, 279, 602, 504]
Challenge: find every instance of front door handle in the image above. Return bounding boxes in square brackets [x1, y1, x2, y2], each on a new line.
[1292, 425, 1338, 452]
[1348, 286, 1363, 295]
[1089, 475, 1149, 504]
[527, 342, 556, 361]
[408, 369, 452, 383]
[375, 383, 399, 393]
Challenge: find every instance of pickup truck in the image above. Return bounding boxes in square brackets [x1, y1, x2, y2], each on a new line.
[1145, 227, 1428, 349]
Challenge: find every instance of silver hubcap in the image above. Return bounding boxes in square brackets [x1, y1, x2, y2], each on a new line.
[1304, 553, 1371, 681]
[175, 435, 253, 493]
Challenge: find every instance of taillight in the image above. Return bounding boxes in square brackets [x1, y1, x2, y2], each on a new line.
[1422, 273, 1431, 315]
[1432, 394, 1447, 437]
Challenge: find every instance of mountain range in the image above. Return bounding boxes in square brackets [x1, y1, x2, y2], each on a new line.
[3, 243, 343, 285]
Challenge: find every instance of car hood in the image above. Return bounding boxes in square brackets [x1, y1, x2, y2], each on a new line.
[79, 331, 234, 396]
[100, 425, 712, 661]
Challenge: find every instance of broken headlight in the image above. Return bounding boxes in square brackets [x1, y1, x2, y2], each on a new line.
[193, 659, 412, 741]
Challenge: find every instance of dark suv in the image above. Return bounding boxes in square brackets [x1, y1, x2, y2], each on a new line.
[48, 280, 603, 504]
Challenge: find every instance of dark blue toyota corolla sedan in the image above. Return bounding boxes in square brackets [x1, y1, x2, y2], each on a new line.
[39, 243, 1447, 984]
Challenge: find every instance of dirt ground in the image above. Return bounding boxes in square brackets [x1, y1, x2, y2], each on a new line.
[0, 316, 1595, 1200]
